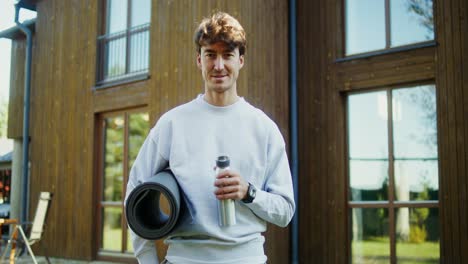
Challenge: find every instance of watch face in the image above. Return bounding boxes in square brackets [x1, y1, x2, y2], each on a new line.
[250, 184, 256, 198]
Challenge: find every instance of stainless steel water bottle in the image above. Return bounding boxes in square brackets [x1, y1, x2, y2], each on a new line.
[215, 156, 236, 226]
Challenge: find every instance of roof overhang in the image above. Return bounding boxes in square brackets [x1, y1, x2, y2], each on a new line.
[16, 0, 37, 11]
[0, 18, 36, 40]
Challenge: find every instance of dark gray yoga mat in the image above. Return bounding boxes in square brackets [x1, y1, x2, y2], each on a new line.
[125, 170, 184, 240]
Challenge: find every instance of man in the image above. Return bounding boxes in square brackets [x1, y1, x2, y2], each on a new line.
[125, 12, 295, 264]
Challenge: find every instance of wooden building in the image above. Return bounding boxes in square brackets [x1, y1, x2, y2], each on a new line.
[1, 0, 467, 263]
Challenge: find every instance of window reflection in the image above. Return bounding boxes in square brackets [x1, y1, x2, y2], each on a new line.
[131, 0, 151, 27]
[394, 160, 438, 201]
[347, 85, 439, 262]
[351, 208, 389, 263]
[346, 0, 386, 55]
[102, 207, 123, 251]
[101, 111, 149, 254]
[393, 85, 438, 201]
[396, 208, 439, 263]
[104, 116, 124, 202]
[129, 29, 150, 73]
[126, 228, 133, 253]
[106, 38, 127, 78]
[348, 92, 389, 201]
[350, 160, 388, 201]
[128, 113, 150, 174]
[393, 86, 437, 158]
[107, 0, 127, 34]
[345, 0, 434, 56]
[391, 0, 434, 47]
[99, 0, 151, 83]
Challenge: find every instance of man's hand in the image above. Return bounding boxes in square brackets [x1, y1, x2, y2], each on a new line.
[214, 169, 249, 200]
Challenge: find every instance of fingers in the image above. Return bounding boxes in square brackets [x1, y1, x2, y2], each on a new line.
[214, 176, 241, 187]
[214, 185, 244, 200]
[213, 170, 249, 200]
[216, 169, 235, 179]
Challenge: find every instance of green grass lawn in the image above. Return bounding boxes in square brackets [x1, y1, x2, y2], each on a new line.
[352, 238, 439, 263]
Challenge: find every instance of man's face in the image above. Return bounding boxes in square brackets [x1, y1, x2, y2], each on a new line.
[197, 42, 244, 93]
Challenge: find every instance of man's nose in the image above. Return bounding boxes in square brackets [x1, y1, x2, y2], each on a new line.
[214, 56, 225, 71]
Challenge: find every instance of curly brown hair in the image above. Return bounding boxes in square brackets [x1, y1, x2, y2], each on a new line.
[194, 12, 246, 55]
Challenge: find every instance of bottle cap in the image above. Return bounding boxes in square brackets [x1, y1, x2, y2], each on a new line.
[216, 156, 230, 168]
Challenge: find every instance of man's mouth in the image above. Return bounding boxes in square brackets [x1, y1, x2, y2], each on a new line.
[212, 75, 227, 78]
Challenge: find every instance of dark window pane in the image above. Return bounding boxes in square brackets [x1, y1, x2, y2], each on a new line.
[346, 0, 386, 55]
[102, 207, 123, 251]
[396, 207, 439, 263]
[107, 0, 127, 34]
[390, 0, 434, 47]
[348, 92, 389, 201]
[351, 208, 390, 263]
[104, 116, 124, 202]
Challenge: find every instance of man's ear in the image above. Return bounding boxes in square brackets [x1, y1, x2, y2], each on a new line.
[239, 55, 244, 69]
[196, 53, 202, 69]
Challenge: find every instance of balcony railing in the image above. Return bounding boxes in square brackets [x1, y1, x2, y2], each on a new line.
[97, 23, 150, 86]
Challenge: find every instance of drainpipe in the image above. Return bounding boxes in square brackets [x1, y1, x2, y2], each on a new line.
[289, 0, 299, 263]
[14, 3, 33, 223]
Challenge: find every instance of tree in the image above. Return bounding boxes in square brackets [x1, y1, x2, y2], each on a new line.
[407, 0, 434, 38]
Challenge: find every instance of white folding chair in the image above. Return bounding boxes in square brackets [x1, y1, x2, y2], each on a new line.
[0, 192, 53, 264]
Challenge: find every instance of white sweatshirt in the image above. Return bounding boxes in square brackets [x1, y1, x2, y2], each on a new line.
[125, 94, 295, 264]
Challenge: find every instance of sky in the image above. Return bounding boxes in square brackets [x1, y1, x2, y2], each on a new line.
[0, 0, 36, 155]
[0, 0, 37, 102]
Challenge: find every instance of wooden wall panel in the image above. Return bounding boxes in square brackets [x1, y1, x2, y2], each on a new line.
[336, 46, 435, 91]
[7, 39, 26, 139]
[22, 0, 289, 262]
[435, 0, 468, 262]
[297, 0, 347, 262]
[28, 0, 97, 260]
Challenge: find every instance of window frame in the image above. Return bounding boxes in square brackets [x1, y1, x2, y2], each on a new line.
[345, 83, 440, 263]
[341, 0, 436, 60]
[94, 107, 150, 262]
[95, 0, 151, 89]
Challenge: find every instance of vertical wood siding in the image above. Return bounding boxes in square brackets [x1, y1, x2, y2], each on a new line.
[7, 39, 26, 138]
[13, 0, 290, 261]
[435, 0, 468, 262]
[297, 0, 348, 262]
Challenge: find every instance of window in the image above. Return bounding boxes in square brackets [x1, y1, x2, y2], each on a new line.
[347, 85, 439, 263]
[96, 110, 150, 256]
[345, 0, 434, 56]
[97, 0, 151, 85]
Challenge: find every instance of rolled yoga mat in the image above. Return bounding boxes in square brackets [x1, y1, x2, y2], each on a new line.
[125, 170, 185, 240]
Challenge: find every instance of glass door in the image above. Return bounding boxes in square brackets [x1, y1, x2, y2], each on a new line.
[96, 108, 150, 256]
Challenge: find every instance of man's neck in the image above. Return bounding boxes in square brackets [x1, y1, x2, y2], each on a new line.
[203, 89, 239, 107]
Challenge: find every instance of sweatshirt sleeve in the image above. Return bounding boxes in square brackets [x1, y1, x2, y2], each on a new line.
[245, 123, 296, 227]
[124, 124, 170, 263]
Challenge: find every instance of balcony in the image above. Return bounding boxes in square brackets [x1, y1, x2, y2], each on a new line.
[96, 23, 150, 88]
